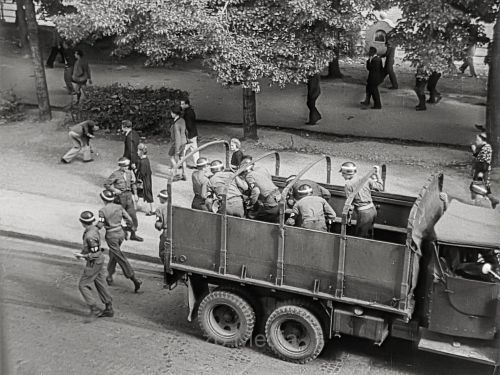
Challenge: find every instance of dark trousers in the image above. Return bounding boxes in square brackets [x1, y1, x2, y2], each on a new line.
[46, 46, 64, 67]
[159, 231, 167, 264]
[118, 191, 138, 230]
[427, 72, 441, 102]
[191, 195, 208, 211]
[105, 230, 135, 279]
[355, 206, 377, 238]
[306, 98, 322, 124]
[79, 258, 112, 308]
[460, 58, 476, 76]
[385, 63, 398, 88]
[365, 84, 381, 108]
[64, 66, 74, 94]
[414, 78, 428, 108]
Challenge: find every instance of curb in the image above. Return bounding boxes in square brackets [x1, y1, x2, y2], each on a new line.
[0, 229, 162, 265]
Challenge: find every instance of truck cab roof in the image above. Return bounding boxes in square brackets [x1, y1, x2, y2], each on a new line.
[435, 200, 500, 249]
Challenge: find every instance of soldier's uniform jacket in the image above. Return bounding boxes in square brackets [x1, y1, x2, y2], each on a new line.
[192, 170, 210, 198]
[104, 169, 137, 195]
[155, 204, 169, 231]
[97, 203, 133, 231]
[82, 225, 103, 262]
[344, 176, 383, 209]
[292, 196, 336, 223]
[208, 171, 248, 199]
[246, 167, 280, 205]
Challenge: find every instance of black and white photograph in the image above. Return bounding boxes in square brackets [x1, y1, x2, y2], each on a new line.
[0, 0, 499, 374]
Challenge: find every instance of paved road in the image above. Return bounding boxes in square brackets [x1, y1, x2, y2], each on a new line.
[0, 54, 484, 146]
[0, 236, 489, 375]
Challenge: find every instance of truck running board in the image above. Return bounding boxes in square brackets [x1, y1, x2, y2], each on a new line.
[418, 328, 498, 366]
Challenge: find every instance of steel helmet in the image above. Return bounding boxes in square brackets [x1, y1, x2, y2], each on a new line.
[100, 190, 115, 202]
[79, 211, 95, 224]
[286, 175, 297, 185]
[210, 160, 224, 173]
[196, 157, 209, 168]
[470, 181, 488, 196]
[297, 184, 313, 196]
[118, 157, 130, 167]
[339, 162, 357, 175]
[157, 189, 169, 199]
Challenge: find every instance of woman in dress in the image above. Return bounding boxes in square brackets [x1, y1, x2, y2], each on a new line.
[136, 143, 154, 215]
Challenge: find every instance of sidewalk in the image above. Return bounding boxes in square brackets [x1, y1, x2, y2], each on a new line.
[0, 113, 482, 262]
[0, 54, 485, 146]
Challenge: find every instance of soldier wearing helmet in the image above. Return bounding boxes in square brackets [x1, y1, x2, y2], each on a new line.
[77, 210, 113, 321]
[191, 157, 210, 211]
[286, 184, 336, 232]
[104, 157, 143, 241]
[206, 160, 248, 217]
[97, 190, 142, 293]
[285, 175, 331, 211]
[340, 161, 383, 238]
[241, 159, 281, 223]
[155, 189, 169, 264]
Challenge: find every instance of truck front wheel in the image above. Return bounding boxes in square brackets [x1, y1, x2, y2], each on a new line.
[197, 290, 255, 348]
[265, 305, 325, 363]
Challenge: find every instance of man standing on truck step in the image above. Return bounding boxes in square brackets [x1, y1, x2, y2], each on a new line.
[191, 157, 210, 211]
[104, 157, 144, 242]
[206, 160, 248, 217]
[286, 184, 336, 232]
[97, 190, 143, 293]
[77, 211, 114, 321]
[155, 190, 169, 264]
[340, 162, 383, 238]
[242, 161, 282, 223]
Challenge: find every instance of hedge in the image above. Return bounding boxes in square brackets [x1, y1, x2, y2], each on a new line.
[79, 84, 189, 136]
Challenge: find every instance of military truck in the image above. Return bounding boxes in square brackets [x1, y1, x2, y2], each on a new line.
[162, 141, 500, 366]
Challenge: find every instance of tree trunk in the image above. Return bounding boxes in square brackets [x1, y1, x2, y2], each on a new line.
[327, 46, 344, 79]
[15, 0, 29, 55]
[24, 0, 51, 121]
[486, 16, 500, 165]
[242, 87, 258, 140]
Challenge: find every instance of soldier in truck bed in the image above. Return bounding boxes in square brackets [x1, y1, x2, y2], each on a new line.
[340, 162, 383, 238]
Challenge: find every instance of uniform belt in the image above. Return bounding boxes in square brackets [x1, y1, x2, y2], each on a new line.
[356, 203, 375, 211]
[106, 226, 123, 232]
[227, 195, 242, 201]
[302, 218, 322, 223]
[120, 190, 132, 194]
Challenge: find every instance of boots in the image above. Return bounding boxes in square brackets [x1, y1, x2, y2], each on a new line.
[130, 231, 144, 242]
[98, 303, 114, 318]
[131, 276, 143, 293]
[487, 194, 499, 209]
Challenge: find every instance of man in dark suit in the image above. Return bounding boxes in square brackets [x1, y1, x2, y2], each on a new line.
[121, 120, 140, 170]
[383, 39, 398, 89]
[306, 74, 321, 125]
[361, 47, 384, 109]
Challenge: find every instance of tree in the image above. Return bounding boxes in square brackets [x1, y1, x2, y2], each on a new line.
[392, 0, 499, 163]
[15, 0, 30, 56]
[24, 0, 51, 120]
[56, 0, 375, 139]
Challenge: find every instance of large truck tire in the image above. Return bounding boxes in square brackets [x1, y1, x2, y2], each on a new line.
[265, 304, 324, 363]
[197, 290, 255, 348]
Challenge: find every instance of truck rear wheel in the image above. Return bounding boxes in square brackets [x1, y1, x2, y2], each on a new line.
[265, 305, 324, 363]
[197, 290, 255, 347]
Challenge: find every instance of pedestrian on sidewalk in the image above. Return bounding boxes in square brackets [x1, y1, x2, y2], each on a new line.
[459, 43, 477, 77]
[426, 71, 442, 104]
[72, 49, 92, 104]
[414, 64, 429, 111]
[306, 74, 322, 125]
[136, 143, 154, 216]
[155, 190, 169, 264]
[360, 47, 384, 110]
[383, 39, 398, 90]
[76, 211, 114, 321]
[230, 138, 244, 171]
[191, 157, 210, 211]
[46, 28, 64, 69]
[62, 41, 76, 94]
[97, 191, 143, 293]
[168, 105, 187, 181]
[471, 133, 499, 208]
[121, 120, 140, 171]
[104, 157, 144, 242]
[181, 99, 198, 167]
[61, 120, 98, 163]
